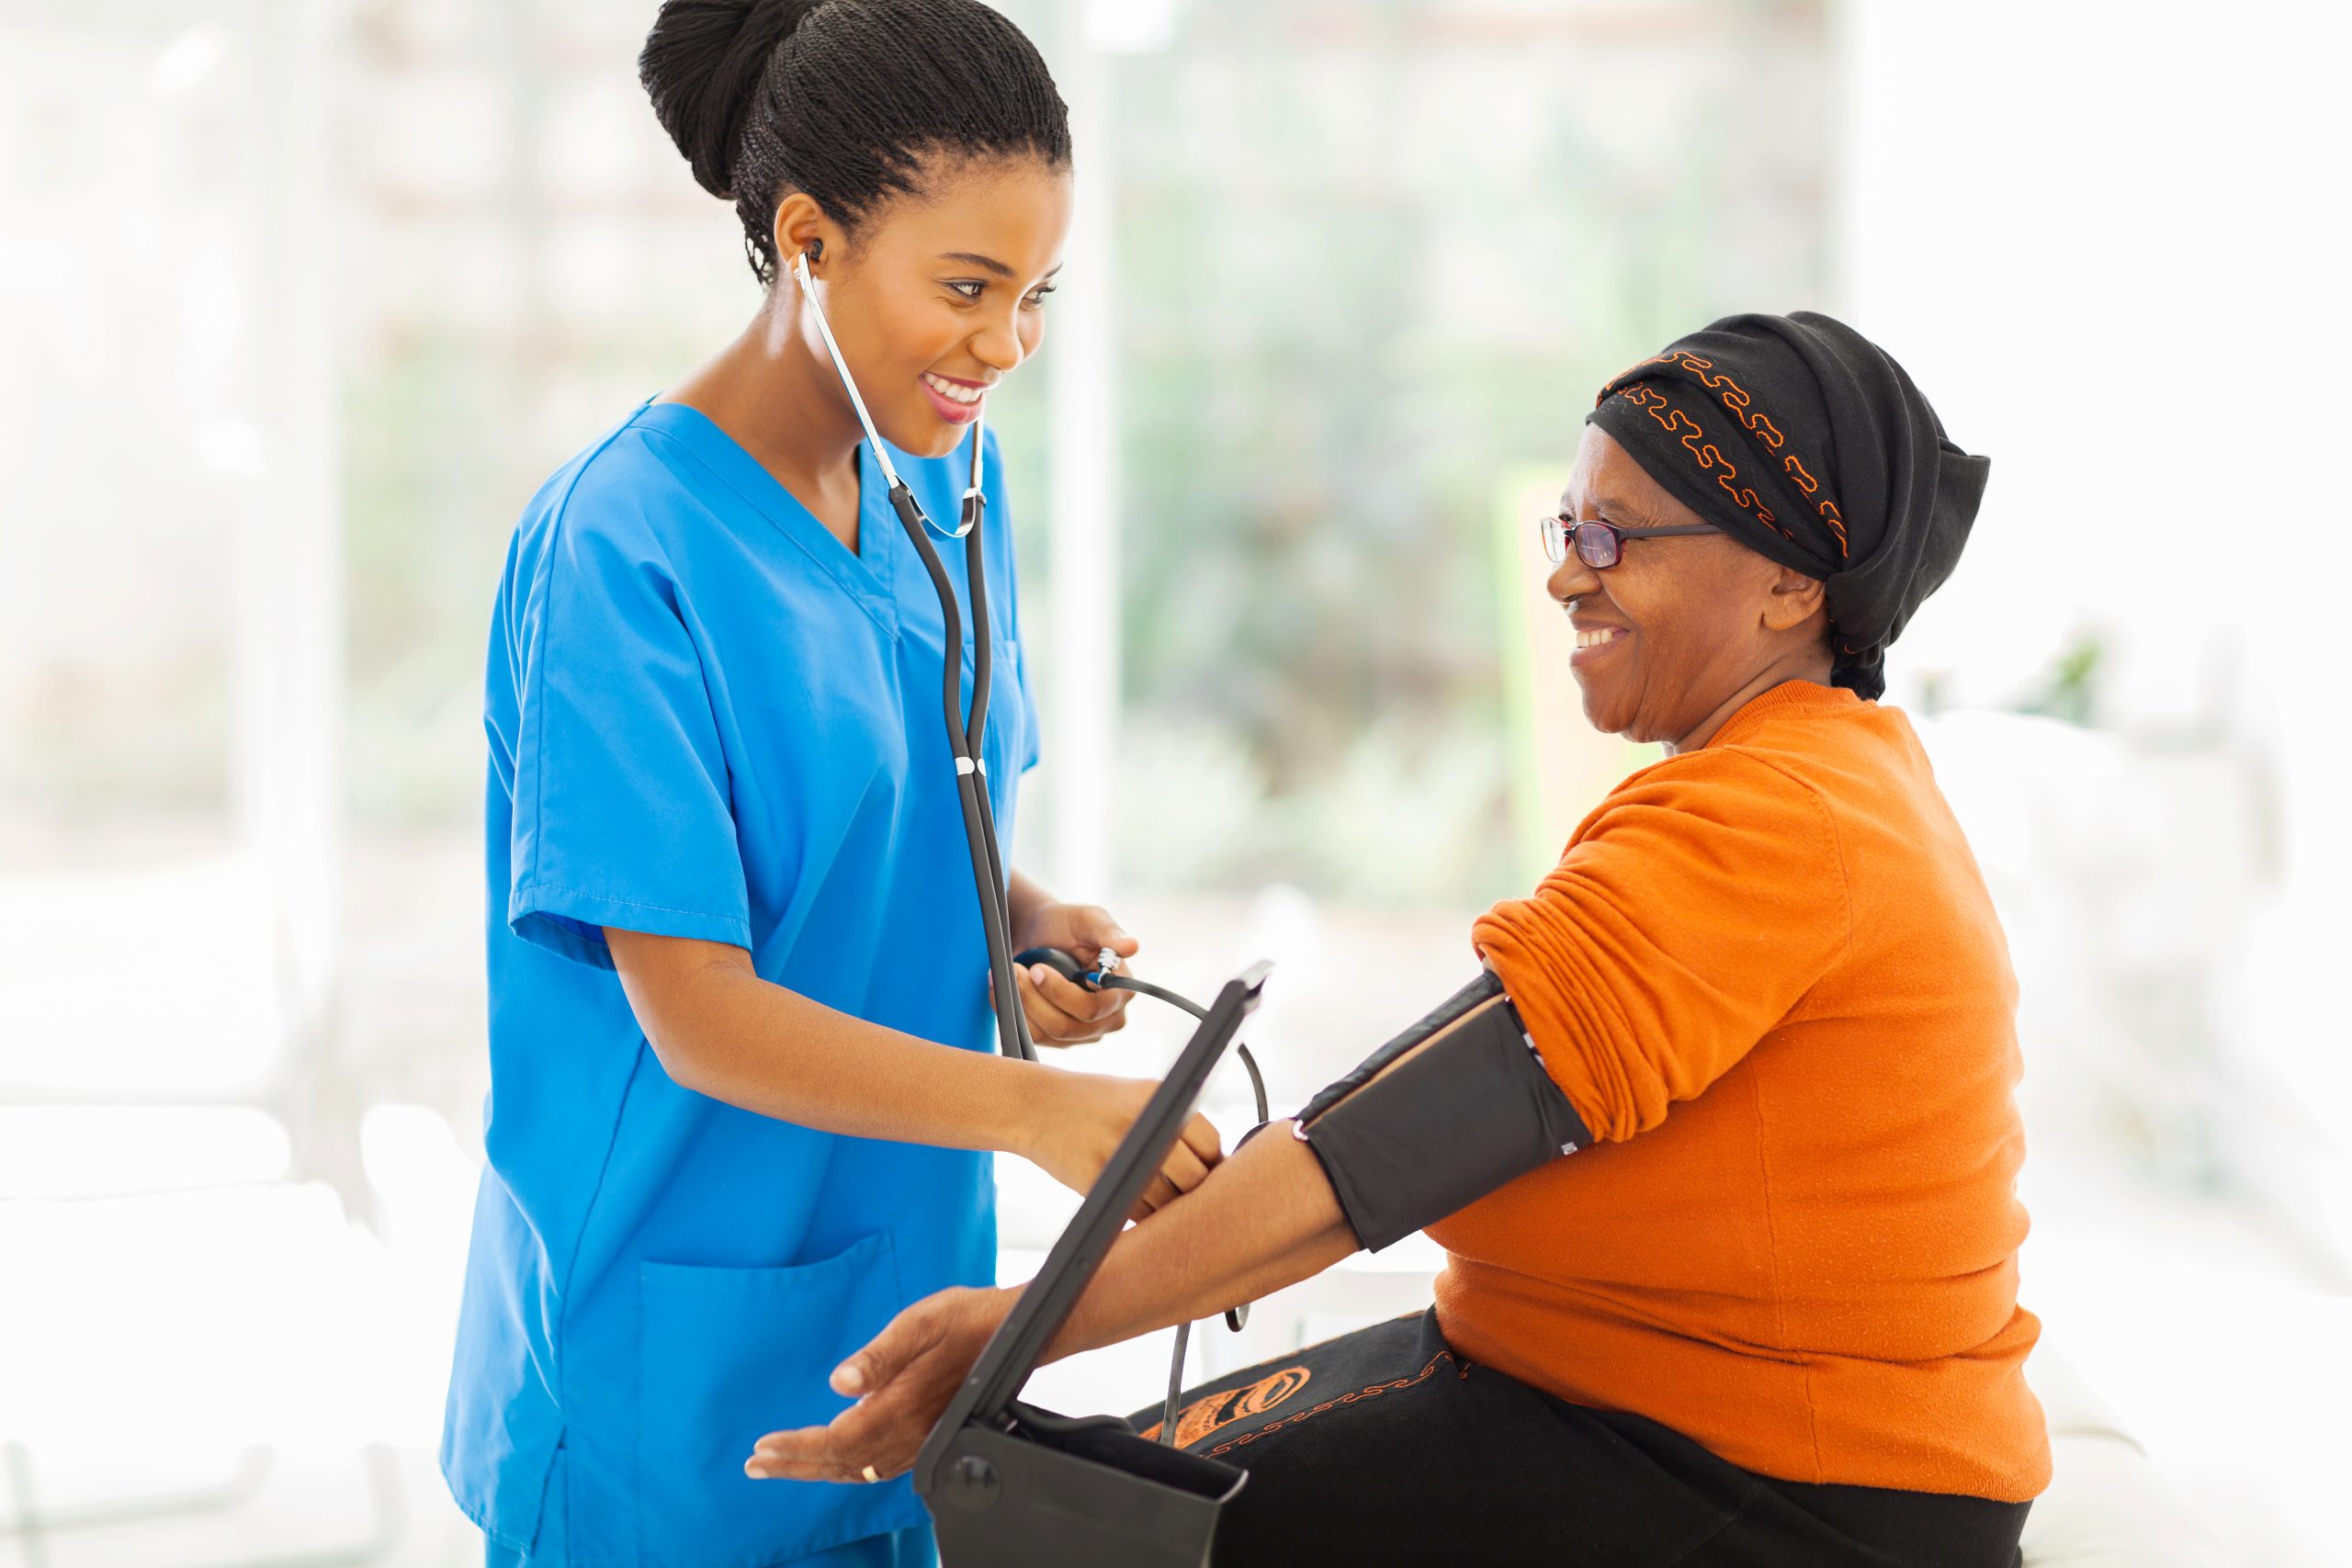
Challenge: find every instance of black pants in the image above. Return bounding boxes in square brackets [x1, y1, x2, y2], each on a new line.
[1131, 1311, 2028, 1568]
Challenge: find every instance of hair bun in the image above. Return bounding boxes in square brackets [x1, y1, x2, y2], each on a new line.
[639, 0, 820, 200]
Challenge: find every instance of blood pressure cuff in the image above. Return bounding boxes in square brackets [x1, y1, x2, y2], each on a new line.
[1295, 970, 1592, 1253]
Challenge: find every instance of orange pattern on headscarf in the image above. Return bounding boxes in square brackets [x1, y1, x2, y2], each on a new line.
[1603, 348, 1850, 560]
[1611, 384, 1795, 545]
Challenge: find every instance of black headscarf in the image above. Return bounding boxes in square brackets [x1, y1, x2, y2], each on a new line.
[1585, 310, 1987, 700]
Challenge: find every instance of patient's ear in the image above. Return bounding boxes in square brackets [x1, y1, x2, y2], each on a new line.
[1760, 565, 1827, 635]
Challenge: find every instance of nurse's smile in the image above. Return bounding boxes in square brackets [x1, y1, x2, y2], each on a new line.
[780, 166, 1071, 468]
[920, 369, 989, 424]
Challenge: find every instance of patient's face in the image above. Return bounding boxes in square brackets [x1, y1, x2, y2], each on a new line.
[1546, 427, 1800, 747]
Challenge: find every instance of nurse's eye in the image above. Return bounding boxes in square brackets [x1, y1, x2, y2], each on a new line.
[1021, 284, 1057, 310]
[944, 279, 987, 302]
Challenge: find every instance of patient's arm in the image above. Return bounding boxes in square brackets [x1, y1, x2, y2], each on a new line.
[1041, 964, 1584, 1352]
[746, 972, 1574, 1483]
[745, 1123, 1355, 1484]
[1055, 1116, 1357, 1357]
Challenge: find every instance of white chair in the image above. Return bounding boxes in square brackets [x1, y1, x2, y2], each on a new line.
[2022, 1351, 2235, 1567]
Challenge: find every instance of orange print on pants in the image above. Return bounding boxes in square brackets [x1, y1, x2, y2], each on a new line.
[1139, 1365, 1314, 1448]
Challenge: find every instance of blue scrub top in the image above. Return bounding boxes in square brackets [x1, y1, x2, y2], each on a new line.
[442, 400, 1037, 1567]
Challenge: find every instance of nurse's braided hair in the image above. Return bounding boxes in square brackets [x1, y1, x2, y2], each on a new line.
[639, 0, 1072, 288]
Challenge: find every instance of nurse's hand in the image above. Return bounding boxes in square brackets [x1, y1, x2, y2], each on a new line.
[1027, 1072, 1223, 1224]
[745, 1284, 1012, 1485]
[1003, 902, 1138, 1045]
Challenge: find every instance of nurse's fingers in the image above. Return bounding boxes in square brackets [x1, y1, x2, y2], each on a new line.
[1011, 964, 1130, 1045]
[1059, 904, 1141, 963]
[1130, 1169, 1182, 1221]
[1158, 1138, 1211, 1197]
[1028, 961, 1129, 1026]
[1011, 976, 1091, 1045]
[992, 966, 1068, 1041]
[1179, 1111, 1225, 1170]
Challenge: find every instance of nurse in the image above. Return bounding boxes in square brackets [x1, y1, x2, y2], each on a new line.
[438, 3, 1217, 1564]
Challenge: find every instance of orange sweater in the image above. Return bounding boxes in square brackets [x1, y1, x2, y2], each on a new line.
[1436, 681, 2049, 1502]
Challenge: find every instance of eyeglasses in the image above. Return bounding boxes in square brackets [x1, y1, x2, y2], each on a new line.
[1537, 513, 1722, 570]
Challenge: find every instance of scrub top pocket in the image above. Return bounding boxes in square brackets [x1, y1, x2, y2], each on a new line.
[626, 1232, 925, 1567]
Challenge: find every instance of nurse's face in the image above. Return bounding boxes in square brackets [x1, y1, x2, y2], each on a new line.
[793, 156, 1073, 461]
[1545, 427, 1827, 750]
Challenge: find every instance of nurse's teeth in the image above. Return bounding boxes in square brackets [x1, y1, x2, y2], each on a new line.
[922, 373, 982, 405]
[1576, 628, 1622, 649]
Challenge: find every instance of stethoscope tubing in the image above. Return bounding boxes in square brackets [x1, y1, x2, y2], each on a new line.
[886, 472, 1037, 1066]
[797, 247, 1034, 1064]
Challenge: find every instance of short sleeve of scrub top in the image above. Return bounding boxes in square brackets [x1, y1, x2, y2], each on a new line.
[444, 400, 1037, 1568]
[504, 474, 752, 965]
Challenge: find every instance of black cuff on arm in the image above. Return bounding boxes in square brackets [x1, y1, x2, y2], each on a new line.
[1297, 971, 1592, 1253]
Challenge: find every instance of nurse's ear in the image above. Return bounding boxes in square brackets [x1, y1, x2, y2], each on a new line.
[772, 190, 836, 284]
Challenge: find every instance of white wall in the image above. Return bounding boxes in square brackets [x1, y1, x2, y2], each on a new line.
[1838, 0, 2352, 1242]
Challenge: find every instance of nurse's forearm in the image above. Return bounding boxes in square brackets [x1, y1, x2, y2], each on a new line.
[1042, 1122, 1359, 1362]
[607, 928, 1062, 1155]
[1005, 867, 1052, 946]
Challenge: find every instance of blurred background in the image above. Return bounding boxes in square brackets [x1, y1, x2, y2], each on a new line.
[3, 0, 2347, 1562]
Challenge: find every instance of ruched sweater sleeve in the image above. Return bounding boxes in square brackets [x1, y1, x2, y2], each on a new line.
[1471, 748, 1852, 1145]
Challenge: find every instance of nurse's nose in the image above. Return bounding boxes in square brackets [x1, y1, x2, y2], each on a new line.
[969, 310, 1027, 378]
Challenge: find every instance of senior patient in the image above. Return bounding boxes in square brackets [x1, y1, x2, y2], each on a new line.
[749, 312, 2051, 1568]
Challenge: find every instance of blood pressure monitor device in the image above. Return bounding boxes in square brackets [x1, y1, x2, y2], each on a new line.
[914, 964, 1270, 1568]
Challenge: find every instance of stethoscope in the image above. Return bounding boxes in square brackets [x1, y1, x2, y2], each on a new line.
[794, 245, 1035, 1065]
[792, 246, 1268, 1442]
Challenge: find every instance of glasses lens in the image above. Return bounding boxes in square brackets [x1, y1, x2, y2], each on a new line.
[1574, 524, 1620, 570]
[1538, 516, 1566, 565]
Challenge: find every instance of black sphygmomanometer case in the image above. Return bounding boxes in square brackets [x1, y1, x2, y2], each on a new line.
[927, 1404, 1243, 1568]
[917, 964, 1269, 1568]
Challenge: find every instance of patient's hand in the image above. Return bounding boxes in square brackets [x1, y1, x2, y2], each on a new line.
[746, 1284, 1015, 1484]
